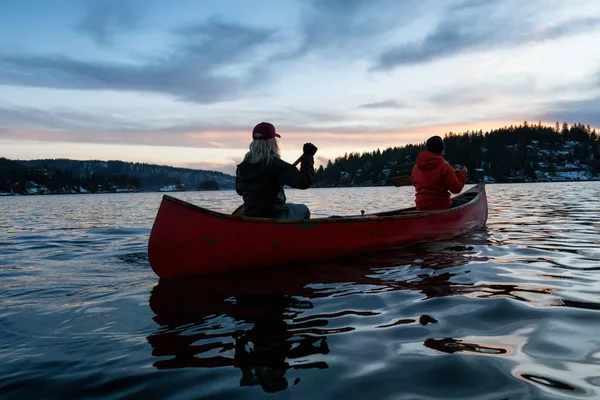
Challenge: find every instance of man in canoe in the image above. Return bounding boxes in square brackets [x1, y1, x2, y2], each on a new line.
[411, 135, 468, 211]
[236, 122, 318, 219]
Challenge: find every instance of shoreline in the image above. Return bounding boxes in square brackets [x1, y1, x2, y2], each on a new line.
[2, 179, 599, 197]
[0, 188, 231, 196]
[312, 178, 600, 189]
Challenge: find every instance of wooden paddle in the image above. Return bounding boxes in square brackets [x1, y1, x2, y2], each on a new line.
[231, 155, 303, 217]
[389, 167, 464, 187]
[388, 175, 413, 187]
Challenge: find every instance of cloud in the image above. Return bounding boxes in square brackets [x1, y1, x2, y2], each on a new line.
[0, 103, 461, 152]
[75, 0, 139, 45]
[538, 95, 600, 128]
[316, 155, 330, 165]
[183, 160, 240, 175]
[425, 75, 538, 107]
[0, 105, 153, 133]
[449, 0, 503, 11]
[0, 104, 250, 148]
[0, 103, 413, 150]
[283, 0, 418, 60]
[541, 17, 600, 41]
[176, 20, 277, 66]
[0, 104, 386, 146]
[0, 100, 519, 151]
[276, 0, 600, 71]
[428, 91, 491, 107]
[279, 108, 351, 124]
[0, 18, 278, 103]
[374, 7, 600, 70]
[359, 100, 406, 109]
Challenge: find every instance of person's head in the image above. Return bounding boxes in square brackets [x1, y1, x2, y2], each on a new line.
[426, 135, 445, 154]
[243, 122, 281, 165]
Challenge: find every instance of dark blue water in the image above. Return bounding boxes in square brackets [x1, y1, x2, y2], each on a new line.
[1, 182, 599, 399]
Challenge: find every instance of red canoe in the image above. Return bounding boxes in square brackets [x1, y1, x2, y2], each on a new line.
[148, 183, 488, 278]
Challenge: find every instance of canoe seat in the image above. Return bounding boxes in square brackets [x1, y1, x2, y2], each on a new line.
[328, 214, 379, 219]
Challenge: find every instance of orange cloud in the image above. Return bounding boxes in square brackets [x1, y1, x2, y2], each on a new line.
[3, 118, 548, 172]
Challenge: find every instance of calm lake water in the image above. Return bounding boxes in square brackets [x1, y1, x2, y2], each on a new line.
[1, 182, 600, 399]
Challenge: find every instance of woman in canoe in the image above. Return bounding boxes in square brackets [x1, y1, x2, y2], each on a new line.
[411, 135, 469, 211]
[236, 122, 318, 219]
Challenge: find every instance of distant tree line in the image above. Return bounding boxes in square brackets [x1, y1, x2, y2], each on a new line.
[0, 158, 228, 194]
[198, 180, 220, 191]
[0, 158, 140, 194]
[20, 159, 235, 190]
[312, 122, 600, 186]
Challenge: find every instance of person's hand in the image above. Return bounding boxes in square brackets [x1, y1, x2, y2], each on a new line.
[303, 142, 318, 156]
[457, 166, 468, 175]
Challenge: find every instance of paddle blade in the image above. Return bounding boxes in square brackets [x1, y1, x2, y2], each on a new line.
[388, 175, 413, 187]
[232, 205, 244, 217]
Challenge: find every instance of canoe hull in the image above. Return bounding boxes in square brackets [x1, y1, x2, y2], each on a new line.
[148, 184, 488, 278]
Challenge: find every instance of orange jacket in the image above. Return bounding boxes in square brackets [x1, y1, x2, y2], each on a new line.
[411, 151, 467, 211]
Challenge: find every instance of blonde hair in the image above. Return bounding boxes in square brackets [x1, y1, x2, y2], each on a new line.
[243, 138, 281, 165]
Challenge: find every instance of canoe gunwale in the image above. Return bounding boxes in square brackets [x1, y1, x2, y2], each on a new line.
[160, 183, 486, 224]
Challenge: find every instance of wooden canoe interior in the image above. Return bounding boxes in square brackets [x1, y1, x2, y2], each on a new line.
[161, 184, 485, 224]
[373, 187, 480, 217]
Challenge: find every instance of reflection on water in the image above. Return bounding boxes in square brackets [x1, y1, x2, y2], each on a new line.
[144, 228, 573, 395]
[149, 285, 329, 392]
[1, 183, 600, 399]
[424, 338, 509, 355]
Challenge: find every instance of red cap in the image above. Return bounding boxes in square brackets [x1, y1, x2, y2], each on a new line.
[252, 122, 281, 140]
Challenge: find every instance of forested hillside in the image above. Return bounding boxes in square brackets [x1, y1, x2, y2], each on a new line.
[0, 158, 234, 195]
[313, 122, 600, 186]
[3, 121, 598, 195]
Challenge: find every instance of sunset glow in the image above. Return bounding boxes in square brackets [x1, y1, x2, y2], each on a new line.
[1, 0, 599, 174]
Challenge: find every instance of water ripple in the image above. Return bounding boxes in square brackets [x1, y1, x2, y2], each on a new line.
[1, 183, 600, 399]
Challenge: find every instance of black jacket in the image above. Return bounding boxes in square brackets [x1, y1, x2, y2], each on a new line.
[236, 154, 314, 218]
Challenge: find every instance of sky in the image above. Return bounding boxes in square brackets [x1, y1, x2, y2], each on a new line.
[1, 0, 599, 175]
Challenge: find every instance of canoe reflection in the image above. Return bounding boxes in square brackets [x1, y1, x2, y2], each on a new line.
[424, 338, 509, 355]
[147, 230, 553, 393]
[146, 243, 475, 392]
[148, 283, 330, 392]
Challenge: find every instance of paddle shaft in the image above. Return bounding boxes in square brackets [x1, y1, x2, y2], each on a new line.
[290, 155, 302, 167]
[231, 155, 303, 216]
[389, 167, 464, 187]
[388, 175, 413, 187]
